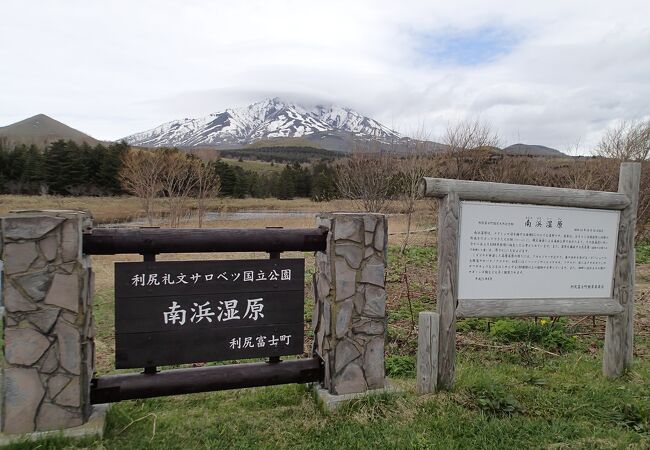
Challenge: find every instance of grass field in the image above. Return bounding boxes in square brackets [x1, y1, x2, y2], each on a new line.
[0, 195, 343, 225]
[219, 157, 283, 173]
[0, 195, 435, 225]
[2, 202, 650, 449]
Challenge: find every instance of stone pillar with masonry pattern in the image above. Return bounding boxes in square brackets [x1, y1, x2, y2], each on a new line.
[312, 213, 388, 395]
[0, 211, 94, 434]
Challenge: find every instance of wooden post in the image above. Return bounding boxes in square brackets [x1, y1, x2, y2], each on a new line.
[416, 312, 439, 394]
[603, 162, 640, 377]
[436, 192, 460, 390]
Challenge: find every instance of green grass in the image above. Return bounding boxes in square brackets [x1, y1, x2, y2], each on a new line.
[221, 157, 283, 174]
[386, 245, 436, 282]
[8, 243, 650, 449]
[7, 347, 648, 449]
[637, 244, 650, 264]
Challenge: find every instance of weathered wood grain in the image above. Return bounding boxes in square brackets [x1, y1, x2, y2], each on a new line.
[436, 192, 459, 390]
[83, 227, 328, 255]
[423, 162, 640, 383]
[91, 357, 323, 404]
[419, 177, 630, 210]
[458, 298, 623, 318]
[417, 312, 439, 394]
[604, 162, 640, 378]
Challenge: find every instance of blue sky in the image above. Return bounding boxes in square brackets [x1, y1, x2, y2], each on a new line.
[1, 0, 649, 152]
[417, 26, 521, 66]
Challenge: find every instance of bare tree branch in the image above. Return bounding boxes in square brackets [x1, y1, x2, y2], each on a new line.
[160, 151, 199, 228]
[595, 119, 650, 161]
[443, 118, 500, 179]
[195, 161, 221, 228]
[119, 149, 165, 225]
[336, 147, 397, 213]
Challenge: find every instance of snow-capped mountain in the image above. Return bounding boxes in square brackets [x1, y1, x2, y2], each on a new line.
[123, 98, 400, 149]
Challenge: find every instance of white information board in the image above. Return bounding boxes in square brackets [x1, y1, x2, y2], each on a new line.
[458, 201, 620, 300]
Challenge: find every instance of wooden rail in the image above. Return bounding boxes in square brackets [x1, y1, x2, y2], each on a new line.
[419, 178, 630, 210]
[90, 358, 323, 404]
[457, 298, 624, 318]
[83, 227, 328, 255]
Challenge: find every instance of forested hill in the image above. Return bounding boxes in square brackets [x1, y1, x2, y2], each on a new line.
[205, 146, 343, 164]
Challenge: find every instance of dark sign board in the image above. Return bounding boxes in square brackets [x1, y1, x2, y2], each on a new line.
[114, 258, 305, 369]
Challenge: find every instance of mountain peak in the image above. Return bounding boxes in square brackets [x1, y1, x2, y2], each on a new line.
[0, 114, 100, 147]
[123, 99, 400, 149]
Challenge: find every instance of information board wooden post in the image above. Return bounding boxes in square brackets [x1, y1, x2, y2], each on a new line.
[603, 162, 640, 377]
[436, 192, 460, 390]
[417, 311, 439, 394]
[419, 162, 641, 390]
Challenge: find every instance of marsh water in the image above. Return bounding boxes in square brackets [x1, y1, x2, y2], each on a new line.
[109, 210, 318, 227]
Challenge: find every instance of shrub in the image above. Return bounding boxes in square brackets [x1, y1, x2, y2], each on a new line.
[468, 383, 522, 416]
[385, 355, 416, 378]
[490, 318, 577, 352]
[636, 244, 650, 264]
[457, 318, 490, 332]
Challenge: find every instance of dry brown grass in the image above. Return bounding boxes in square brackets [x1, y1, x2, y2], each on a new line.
[88, 209, 438, 373]
[91, 211, 437, 291]
[1, 192, 438, 372]
[0, 195, 436, 225]
[0, 195, 145, 224]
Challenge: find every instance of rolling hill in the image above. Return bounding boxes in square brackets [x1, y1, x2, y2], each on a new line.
[0, 114, 100, 148]
[502, 143, 564, 156]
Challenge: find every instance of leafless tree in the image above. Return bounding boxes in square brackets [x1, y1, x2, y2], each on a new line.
[443, 118, 500, 179]
[160, 151, 200, 228]
[119, 149, 165, 225]
[397, 136, 436, 253]
[336, 147, 397, 213]
[195, 162, 221, 228]
[559, 139, 618, 190]
[595, 119, 650, 161]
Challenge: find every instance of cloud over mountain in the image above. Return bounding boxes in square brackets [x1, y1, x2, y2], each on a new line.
[123, 98, 399, 148]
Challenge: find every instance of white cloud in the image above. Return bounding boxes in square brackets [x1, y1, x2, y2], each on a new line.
[1, 0, 649, 153]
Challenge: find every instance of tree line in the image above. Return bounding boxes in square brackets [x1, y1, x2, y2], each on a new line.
[0, 140, 126, 195]
[0, 140, 339, 201]
[212, 160, 338, 201]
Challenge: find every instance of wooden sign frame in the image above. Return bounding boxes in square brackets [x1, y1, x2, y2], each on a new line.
[420, 163, 640, 389]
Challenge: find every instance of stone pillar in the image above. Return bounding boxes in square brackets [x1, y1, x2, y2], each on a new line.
[0, 211, 94, 434]
[312, 213, 387, 395]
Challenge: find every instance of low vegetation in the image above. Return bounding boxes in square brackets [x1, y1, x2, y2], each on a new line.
[2, 116, 650, 447]
[3, 119, 650, 238]
[5, 233, 648, 449]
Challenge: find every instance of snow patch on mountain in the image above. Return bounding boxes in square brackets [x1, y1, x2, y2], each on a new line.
[124, 98, 400, 148]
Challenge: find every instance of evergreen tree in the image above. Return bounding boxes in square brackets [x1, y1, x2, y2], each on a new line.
[79, 142, 97, 186]
[62, 141, 86, 194]
[292, 162, 312, 197]
[311, 161, 338, 201]
[23, 145, 44, 193]
[277, 165, 296, 199]
[231, 166, 250, 198]
[213, 160, 237, 196]
[0, 147, 7, 193]
[98, 142, 127, 194]
[45, 140, 69, 194]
